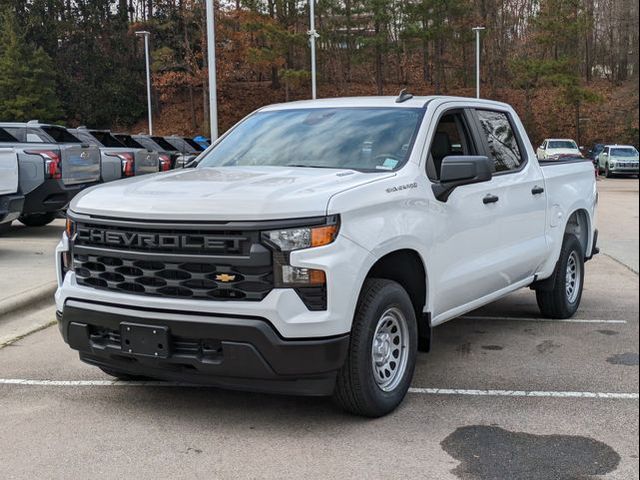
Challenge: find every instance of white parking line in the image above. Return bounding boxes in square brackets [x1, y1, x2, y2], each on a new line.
[0, 379, 637, 399]
[461, 315, 627, 324]
[407, 387, 639, 399]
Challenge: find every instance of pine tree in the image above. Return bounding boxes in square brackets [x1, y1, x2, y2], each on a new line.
[0, 9, 61, 122]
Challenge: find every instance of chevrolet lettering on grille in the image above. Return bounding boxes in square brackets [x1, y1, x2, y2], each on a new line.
[76, 227, 243, 251]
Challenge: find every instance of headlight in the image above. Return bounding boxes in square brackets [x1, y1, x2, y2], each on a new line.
[262, 217, 338, 309]
[609, 161, 616, 167]
[262, 219, 339, 252]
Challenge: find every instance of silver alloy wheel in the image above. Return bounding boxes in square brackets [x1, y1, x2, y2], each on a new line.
[371, 307, 409, 392]
[565, 250, 581, 304]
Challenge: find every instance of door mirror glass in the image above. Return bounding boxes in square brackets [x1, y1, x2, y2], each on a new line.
[432, 155, 493, 202]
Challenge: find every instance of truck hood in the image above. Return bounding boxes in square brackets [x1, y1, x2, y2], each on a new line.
[71, 166, 394, 220]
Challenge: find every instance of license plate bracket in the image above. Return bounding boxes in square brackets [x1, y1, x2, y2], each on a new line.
[120, 323, 170, 358]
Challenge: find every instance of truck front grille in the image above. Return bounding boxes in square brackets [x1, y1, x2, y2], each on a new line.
[71, 219, 274, 302]
[74, 254, 273, 301]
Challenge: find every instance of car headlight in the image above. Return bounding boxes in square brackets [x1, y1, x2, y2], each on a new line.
[610, 161, 616, 167]
[262, 219, 339, 252]
[262, 217, 339, 306]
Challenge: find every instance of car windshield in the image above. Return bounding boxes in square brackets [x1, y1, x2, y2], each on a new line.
[548, 140, 578, 149]
[197, 108, 424, 171]
[610, 147, 638, 157]
[40, 126, 81, 143]
[116, 135, 145, 150]
[90, 131, 126, 148]
[134, 136, 164, 152]
[73, 130, 101, 146]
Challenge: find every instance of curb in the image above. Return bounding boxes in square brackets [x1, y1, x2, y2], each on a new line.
[0, 282, 57, 319]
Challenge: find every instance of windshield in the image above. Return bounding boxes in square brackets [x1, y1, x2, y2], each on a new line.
[90, 131, 125, 148]
[610, 147, 638, 157]
[184, 137, 204, 151]
[72, 130, 101, 146]
[116, 135, 145, 150]
[133, 136, 164, 152]
[197, 108, 424, 171]
[164, 137, 196, 153]
[548, 140, 578, 149]
[40, 126, 81, 143]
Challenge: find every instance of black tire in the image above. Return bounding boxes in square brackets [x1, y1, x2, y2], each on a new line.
[99, 367, 151, 381]
[0, 222, 11, 235]
[18, 212, 57, 227]
[605, 163, 612, 178]
[333, 278, 418, 417]
[536, 234, 585, 319]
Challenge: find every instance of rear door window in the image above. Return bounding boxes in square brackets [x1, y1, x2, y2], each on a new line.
[475, 110, 524, 173]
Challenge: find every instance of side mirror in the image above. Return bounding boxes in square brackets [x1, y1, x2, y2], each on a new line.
[184, 159, 198, 168]
[432, 156, 493, 202]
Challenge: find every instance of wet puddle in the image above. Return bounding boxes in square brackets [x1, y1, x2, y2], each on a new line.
[441, 425, 620, 480]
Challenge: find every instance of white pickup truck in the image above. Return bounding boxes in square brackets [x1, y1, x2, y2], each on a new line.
[55, 96, 598, 416]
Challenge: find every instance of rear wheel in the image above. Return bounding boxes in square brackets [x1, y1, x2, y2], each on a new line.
[333, 279, 417, 417]
[536, 234, 585, 319]
[18, 212, 56, 227]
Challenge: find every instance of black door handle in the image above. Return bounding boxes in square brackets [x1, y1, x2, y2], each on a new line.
[531, 186, 545, 195]
[483, 194, 499, 204]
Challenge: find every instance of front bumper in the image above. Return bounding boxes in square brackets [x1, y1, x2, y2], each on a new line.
[58, 300, 349, 395]
[608, 164, 639, 174]
[0, 193, 24, 224]
[23, 180, 97, 215]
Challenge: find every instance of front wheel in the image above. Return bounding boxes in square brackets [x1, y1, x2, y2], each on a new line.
[333, 279, 417, 417]
[18, 212, 56, 227]
[536, 234, 585, 319]
[605, 164, 613, 178]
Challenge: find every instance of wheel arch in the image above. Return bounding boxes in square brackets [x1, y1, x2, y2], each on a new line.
[361, 248, 431, 351]
[564, 208, 592, 259]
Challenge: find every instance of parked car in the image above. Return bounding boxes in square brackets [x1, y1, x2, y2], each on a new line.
[595, 145, 640, 177]
[56, 96, 598, 417]
[0, 144, 23, 233]
[587, 143, 605, 161]
[162, 135, 204, 168]
[0, 121, 100, 227]
[71, 128, 162, 180]
[115, 134, 173, 171]
[536, 138, 582, 160]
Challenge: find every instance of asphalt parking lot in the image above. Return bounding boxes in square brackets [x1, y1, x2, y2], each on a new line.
[0, 178, 638, 479]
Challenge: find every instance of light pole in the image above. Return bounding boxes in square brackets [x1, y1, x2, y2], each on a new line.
[135, 31, 153, 134]
[205, 0, 218, 140]
[307, 0, 319, 99]
[472, 26, 485, 99]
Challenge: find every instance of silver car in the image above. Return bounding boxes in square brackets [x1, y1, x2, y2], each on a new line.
[596, 145, 640, 177]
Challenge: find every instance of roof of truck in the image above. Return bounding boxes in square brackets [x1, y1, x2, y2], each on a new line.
[259, 95, 512, 111]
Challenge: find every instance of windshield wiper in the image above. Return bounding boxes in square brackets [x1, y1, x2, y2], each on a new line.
[286, 164, 342, 169]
